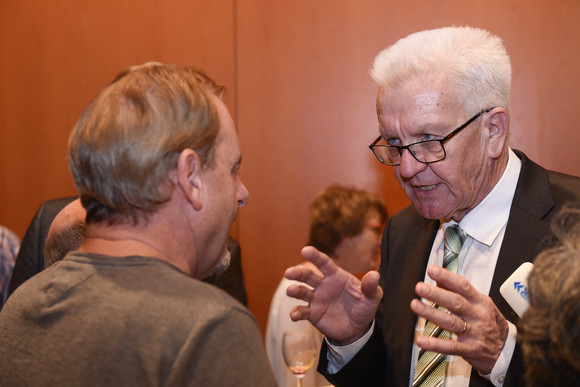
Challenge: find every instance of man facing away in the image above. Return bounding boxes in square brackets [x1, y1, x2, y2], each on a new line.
[285, 26, 580, 387]
[0, 63, 276, 386]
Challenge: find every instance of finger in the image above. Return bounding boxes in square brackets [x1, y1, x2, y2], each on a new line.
[361, 270, 383, 299]
[414, 281, 468, 317]
[284, 264, 323, 289]
[289, 305, 311, 322]
[426, 265, 478, 302]
[410, 298, 467, 335]
[286, 283, 315, 303]
[415, 332, 466, 356]
[301, 246, 340, 276]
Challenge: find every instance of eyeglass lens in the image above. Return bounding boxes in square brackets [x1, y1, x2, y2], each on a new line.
[375, 141, 445, 165]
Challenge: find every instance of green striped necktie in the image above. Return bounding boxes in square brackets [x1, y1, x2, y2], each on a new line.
[412, 224, 467, 387]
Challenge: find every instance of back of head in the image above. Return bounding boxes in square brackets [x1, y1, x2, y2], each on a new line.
[307, 184, 387, 256]
[370, 26, 512, 114]
[67, 62, 225, 225]
[44, 199, 87, 267]
[518, 207, 580, 386]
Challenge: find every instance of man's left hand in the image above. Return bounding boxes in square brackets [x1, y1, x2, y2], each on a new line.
[410, 264, 509, 374]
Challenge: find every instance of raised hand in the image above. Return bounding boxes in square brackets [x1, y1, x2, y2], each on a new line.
[410, 265, 509, 374]
[285, 246, 383, 345]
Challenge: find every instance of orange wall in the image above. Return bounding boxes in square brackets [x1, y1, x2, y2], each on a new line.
[1, 0, 579, 334]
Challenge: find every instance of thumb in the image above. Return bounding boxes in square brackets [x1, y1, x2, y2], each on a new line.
[361, 270, 382, 300]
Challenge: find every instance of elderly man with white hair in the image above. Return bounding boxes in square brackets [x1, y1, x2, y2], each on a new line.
[286, 26, 580, 387]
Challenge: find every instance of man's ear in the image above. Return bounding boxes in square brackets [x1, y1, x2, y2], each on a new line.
[176, 148, 203, 211]
[486, 107, 509, 159]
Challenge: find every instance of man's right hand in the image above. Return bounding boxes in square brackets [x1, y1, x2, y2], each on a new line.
[284, 246, 383, 345]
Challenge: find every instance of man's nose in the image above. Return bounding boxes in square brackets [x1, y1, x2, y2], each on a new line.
[237, 179, 250, 207]
[397, 149, 427, 178]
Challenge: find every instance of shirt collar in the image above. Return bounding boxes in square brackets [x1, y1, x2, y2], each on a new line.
[456, 148, 521, 246]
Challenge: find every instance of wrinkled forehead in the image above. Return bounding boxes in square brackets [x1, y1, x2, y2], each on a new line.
[377, 73, 460, 113]
[376, 75, 463, 132]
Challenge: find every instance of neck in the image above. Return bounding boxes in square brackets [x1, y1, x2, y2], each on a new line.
[452, 151, 509, 222]
[80, 207, 197, 276]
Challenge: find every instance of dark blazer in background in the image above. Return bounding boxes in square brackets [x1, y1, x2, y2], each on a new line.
[320, 151, 580, 387]
[8, 197, 76, 296]
[7, 197, 248, 306]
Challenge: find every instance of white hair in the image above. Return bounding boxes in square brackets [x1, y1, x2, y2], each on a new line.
[370, 26, 511, 114]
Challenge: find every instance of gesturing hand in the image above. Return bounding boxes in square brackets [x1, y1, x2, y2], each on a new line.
[410, 265, 509, 374]
[284, 246, 383, 345]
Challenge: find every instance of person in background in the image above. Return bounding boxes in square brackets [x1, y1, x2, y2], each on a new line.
[285, 26, 580, 387]
[43, 198, 87, 268]
[518, 206, 580, 386]
[0, 225, 20, 309]
[11, 196, 248, 305]
[266, 184, 387, 386]
[0, 62, 275, 386]
[7, 197, 76, 295]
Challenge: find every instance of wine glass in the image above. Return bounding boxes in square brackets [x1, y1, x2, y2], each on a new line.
[282, 331, 318, 387]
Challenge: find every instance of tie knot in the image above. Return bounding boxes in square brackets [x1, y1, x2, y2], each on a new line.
[443, 225, 466, 271]
[445, 225, 466, 249]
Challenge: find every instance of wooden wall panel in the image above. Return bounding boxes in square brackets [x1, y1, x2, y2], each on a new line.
[1, 0, 579, 337]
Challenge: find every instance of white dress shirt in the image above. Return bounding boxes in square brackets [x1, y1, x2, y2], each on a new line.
[327, 149, 522, 387]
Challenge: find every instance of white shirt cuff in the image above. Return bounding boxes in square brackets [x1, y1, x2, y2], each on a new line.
[325, 320, 375, 374]
[479, 320, 517, 386]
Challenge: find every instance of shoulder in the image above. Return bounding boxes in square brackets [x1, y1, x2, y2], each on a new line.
[0, 226, 20, 250]
[547, 170, 580, 199]
[69, 254, 256, 324]
[154, 263, 259, 327]
[151, 261, 250, 310]
[514, 150, 580, 214]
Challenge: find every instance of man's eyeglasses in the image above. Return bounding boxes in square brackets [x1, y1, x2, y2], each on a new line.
[369, 107, 494, 166]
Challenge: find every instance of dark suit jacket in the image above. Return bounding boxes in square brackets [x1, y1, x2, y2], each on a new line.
[7, 197, 76, 296]
[7, 197, 248, 306]
[320, 151, 580, 387]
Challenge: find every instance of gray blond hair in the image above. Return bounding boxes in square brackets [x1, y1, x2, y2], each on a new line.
[68, 62, 225, 224]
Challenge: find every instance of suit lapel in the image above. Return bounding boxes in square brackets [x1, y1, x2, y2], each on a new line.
[381, 209, 439, 385]
[489, 150, 554, 322]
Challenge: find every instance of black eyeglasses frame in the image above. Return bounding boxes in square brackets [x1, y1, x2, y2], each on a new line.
[368, 107, 496, 166]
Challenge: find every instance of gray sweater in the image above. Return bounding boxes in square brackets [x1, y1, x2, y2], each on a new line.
[0, 252, 276, 386]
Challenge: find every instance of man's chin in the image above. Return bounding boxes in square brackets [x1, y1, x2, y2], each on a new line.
[206, 249, 231, 278]
[413, 201, 449, 220]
